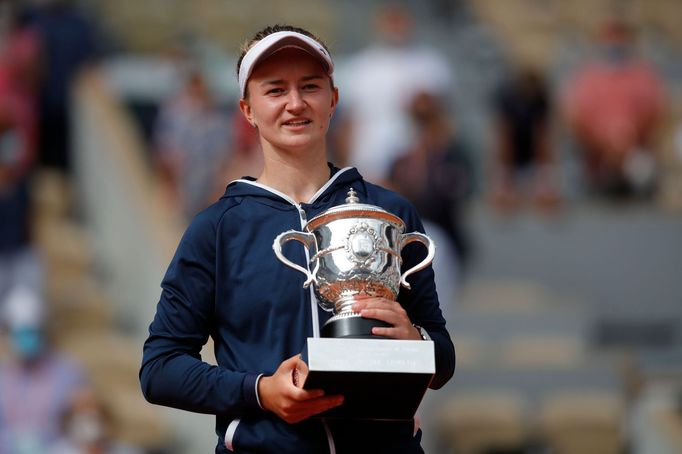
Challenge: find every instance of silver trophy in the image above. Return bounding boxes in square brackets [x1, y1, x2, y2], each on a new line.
[273, 188, 435, 338]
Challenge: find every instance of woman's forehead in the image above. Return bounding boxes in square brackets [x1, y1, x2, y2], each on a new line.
[249, 47, 328, 80]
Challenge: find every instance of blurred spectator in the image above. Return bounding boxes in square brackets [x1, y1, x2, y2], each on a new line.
[51, 388, 143, 454]
[217, 110, 263, 184]
[0, 1, 41, 107]
[337, 2, 454, 184]
[152, 66, 231, 220]
[0, 285, 89, 453]
[389, 90, 474, 280]
[490, 65, 560, 215]
[562, 19, 666, 199]
[23, 0, 100, 175]
[0, 0, 43, 303]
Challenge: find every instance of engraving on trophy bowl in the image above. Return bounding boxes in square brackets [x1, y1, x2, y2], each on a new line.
[347, 222, 378, 264]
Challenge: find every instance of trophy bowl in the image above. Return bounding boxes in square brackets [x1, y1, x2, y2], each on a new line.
[273, 188, 435, 338]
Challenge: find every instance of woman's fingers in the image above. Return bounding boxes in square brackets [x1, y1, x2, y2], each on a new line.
[351, 297, 421, 340]
[352, 297, 407, 323]
[260, 354, 345, 423]
[279, 394, 345, 423]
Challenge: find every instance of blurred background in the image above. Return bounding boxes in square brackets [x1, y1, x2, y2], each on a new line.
[1, 0, 681, 453]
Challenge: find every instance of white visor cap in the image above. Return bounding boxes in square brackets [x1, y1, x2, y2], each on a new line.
[238, 31, 334, 99]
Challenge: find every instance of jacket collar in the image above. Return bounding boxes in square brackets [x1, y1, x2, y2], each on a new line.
[222, 164, 362, 207]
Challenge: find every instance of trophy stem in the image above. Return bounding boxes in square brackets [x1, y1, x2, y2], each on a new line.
[334, 298, 356, 315]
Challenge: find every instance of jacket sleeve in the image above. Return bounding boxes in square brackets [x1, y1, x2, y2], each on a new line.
[139, 211, 261, 415]
[397, 203, 456, 390]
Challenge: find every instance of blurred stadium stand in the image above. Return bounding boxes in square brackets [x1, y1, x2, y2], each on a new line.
[23, 0, 682, 453]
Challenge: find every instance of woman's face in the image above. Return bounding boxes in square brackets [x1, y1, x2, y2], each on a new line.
[240, 47, 338, 154]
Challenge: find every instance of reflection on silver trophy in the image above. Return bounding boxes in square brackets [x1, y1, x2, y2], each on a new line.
[273, 188, 435, 338]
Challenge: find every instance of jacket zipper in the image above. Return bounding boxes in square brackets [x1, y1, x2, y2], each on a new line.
[297, 167, 352, 340]
[296, 203, 321, 338]
[297, 203, 335, 454]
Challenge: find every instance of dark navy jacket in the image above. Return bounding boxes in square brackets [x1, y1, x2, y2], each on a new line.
[140, 166, 455, 453]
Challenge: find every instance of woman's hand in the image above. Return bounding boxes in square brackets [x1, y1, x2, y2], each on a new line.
[351, 297, 422, 340]
[258, 354, 344, 424]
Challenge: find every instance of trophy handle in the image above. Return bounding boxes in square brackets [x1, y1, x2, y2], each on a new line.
[273, 230, 317, 288]
[399, 232, 436, 289]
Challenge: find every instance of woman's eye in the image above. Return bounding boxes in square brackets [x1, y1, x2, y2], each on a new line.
[266, 88, 284, 95]
[303, 84, 320, 91]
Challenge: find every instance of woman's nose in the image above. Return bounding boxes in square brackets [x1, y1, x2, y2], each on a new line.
[286, 89, 306, 111]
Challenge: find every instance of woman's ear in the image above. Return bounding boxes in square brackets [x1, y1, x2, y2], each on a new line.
[330, 86, 339, 115]
[239, 98, 256, 127]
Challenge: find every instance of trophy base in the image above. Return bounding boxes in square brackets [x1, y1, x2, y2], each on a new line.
[302, 337, 435, 420]
[321, 313, 390, 339]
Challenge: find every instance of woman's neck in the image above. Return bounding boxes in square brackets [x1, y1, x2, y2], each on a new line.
[257, 145, 331, 203]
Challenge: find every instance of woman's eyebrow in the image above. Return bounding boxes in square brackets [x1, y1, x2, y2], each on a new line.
[301, 75, 325, 82]
[260, 79, 285, 87]
[259, 75, 324, 87]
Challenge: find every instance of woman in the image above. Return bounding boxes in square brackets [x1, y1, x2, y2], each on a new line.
[140, 24, 455, 453]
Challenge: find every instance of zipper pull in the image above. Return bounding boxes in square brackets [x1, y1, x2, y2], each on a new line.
[298, 205, 307, 223]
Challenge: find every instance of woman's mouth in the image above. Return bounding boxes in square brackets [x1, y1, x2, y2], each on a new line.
[283, 119, 312, 127]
